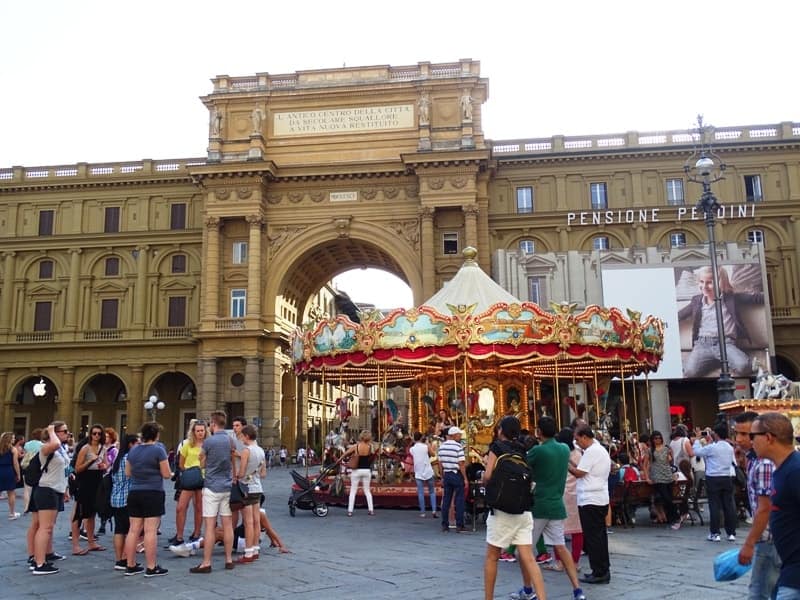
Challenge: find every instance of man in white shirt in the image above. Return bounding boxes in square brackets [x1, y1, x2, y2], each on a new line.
[693, 424, 737, 542]
[568, 424, 612, 584]
[409, 432, 437, 518]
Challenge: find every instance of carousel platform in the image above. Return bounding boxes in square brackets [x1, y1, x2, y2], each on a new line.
[314, 474, 442, 509]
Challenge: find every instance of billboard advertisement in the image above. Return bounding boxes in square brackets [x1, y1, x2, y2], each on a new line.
[601, 260, 773, 380]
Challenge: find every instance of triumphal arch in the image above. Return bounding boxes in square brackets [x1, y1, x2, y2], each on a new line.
[191, 59, 491, 445]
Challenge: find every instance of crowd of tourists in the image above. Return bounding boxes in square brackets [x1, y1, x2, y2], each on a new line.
[7, 411, 286, 577]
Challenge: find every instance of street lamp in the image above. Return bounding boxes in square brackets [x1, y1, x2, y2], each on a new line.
[684, 115, 735, 405]
[144, 394, 165, 421]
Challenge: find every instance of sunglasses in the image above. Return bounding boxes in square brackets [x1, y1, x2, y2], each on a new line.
[91, 431, 102, 436]
[56, 429, 69, 434]
[749, 431, 769, 440]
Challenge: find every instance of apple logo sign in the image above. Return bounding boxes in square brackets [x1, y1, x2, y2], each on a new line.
[33, 378, 47, 397]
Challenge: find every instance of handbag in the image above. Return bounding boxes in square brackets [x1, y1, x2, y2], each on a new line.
[230, 480, 249, 507]
[180, 466, 204, 490]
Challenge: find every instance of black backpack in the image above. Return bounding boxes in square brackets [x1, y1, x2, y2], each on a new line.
[484, 441, 533, 515]
[23, 452, 54, 488]
[95, 474, 113, 520]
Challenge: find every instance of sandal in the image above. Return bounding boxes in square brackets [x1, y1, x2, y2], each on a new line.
[88, 545, 107, 552]
[543, 561, 564, 572]
[72, 548, 89, 556]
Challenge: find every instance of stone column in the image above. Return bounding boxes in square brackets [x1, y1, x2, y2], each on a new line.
[649, 380, 670, 435]
[64, 249, 82, 330]
[133, 246, 149, 327]
[244, 357, 261, 426]
[197, 358, 218, 417]
[419, 206, 435, 299]
[462, 203, 479, 250]
[58, 367, 76, 432]
[260, 352, 282, 448]
[203, 217, 221, 321]
[246, 215, 263, 320]
[781, 250, 794, 306]
[0, 369, 10, 431]
[0, 252, 16, 332]
[127, 365, 144, 434]
[558, 227, 569, 252]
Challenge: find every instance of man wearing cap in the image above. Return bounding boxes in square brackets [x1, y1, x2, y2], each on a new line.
[438, 426, 468, 533]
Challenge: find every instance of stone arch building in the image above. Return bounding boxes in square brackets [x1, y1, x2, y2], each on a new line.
[1, 59, 799, 444]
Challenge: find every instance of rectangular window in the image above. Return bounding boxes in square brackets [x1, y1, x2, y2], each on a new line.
[592, 236, 610, 250]
[33, 301, 52, 331]
[39, 260, 54, 279]
[519, 240, 534, 254]
[105, 257, 120, 276]
[666, 179, 685, 206]
[170, 203, 187, 230]
[516, 187, 533, 213]
[168, 296, 187, 327]
[38, 210, 54, 236]
[100, 298, 118, 329]
[528, 276, 547, 306]
[231, 289, 246, 318]
[232, 241, 248, 264]
[669, 232, 687, 248]
[171, 254, 186, 273]
[744, 175, 763, 202]
[590, 183, 607, 210]
[443, 232, 458, 255]
[747, 229, 765, 246]
[104, 206, 120, 233]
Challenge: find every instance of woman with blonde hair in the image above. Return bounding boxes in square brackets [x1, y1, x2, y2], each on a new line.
[342, 430, 376, 517]
[172, 419, 206, 546]
[0, 431, 21, 519]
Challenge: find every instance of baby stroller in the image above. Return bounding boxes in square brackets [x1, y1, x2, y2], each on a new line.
[464, 461, 488, 530]
[288, 464, 337, 517]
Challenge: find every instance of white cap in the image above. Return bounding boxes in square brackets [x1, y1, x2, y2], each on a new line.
[448, 426, 464, 436]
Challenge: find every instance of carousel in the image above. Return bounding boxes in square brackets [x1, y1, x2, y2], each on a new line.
[290, 247, 665, 508]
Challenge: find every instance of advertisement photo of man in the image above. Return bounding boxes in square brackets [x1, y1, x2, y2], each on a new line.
[676, 264, 766, 378]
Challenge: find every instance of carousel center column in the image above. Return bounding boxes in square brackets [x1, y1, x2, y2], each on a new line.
[419, 206, 435, 299]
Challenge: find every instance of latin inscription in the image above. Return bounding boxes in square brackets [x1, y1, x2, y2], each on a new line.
[330, 191, 358, 202]
[274, 105, 414, 136]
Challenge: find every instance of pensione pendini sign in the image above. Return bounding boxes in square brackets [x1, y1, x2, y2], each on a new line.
[567, 203, 756, 226]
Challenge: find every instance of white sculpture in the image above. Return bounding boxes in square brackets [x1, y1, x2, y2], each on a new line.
[752, 367, 800, 400]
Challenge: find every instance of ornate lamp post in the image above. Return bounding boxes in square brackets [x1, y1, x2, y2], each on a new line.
[144, 394, 165, 421]
[684, 115, 735, 405]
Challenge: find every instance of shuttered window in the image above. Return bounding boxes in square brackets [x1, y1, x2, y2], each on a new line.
[168, 296, 186, 327]
[100, 299, 118, 329]
[34, 302, 52, 331]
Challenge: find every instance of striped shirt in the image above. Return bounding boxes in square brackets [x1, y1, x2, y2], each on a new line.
[437, 439, 464, 473]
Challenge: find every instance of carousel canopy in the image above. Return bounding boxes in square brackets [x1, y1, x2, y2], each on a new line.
[291, 247, 664, 385]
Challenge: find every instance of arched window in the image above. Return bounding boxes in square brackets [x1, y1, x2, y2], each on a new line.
[592, 236, 610, 250]
[519, 239, 535, 254]
[669, 231, 687, 248]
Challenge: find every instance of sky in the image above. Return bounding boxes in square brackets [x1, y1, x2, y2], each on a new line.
[2, 0, 796, 308]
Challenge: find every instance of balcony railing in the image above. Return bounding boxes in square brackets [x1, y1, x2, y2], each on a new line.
[771, 306, 800, 319]
[152, 327, 191, 339]
[84, 329, 123, 341]
[215, 319, 246, 330]
[16, 332, 53, 342]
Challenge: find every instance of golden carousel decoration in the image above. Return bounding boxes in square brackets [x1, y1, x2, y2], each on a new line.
[291, 248, 664, 507]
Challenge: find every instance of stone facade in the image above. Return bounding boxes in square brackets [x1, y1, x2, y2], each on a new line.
[1, 59, 798, 444]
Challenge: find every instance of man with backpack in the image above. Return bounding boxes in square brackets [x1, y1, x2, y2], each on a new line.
[568, 425, 612, 585]
[482, 416, 546, 600]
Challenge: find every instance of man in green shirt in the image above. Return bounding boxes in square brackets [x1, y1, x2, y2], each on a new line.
[525, 416, 586, 600]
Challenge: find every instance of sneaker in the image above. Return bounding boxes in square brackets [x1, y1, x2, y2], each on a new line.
[499, 551, 517, 562]
[32, 563, 59, 575]
[8, 512, 20, 520]
[419, 513, 426, 518]
[164, 535, 182, 548]
[727, 534, 736, 542]
[509, 588, 536, 600]
[46, 552, 66, 562]
[114, 559, 127, 571]
[169, 544, 192, 558]
[707, 533, 721, 542]
[125, 564, 144, 576]
[145, 565, 168, 577]
[431, 512, 438, 518]
[573, 590, 586, 600]
[188, 535, 201, 543]
[535, 552, 552, 564]
[670, 521, 682, 530]
[27, 556, 35, 571]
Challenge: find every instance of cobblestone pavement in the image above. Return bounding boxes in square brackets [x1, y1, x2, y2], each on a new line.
[0, 468, 751, 599]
